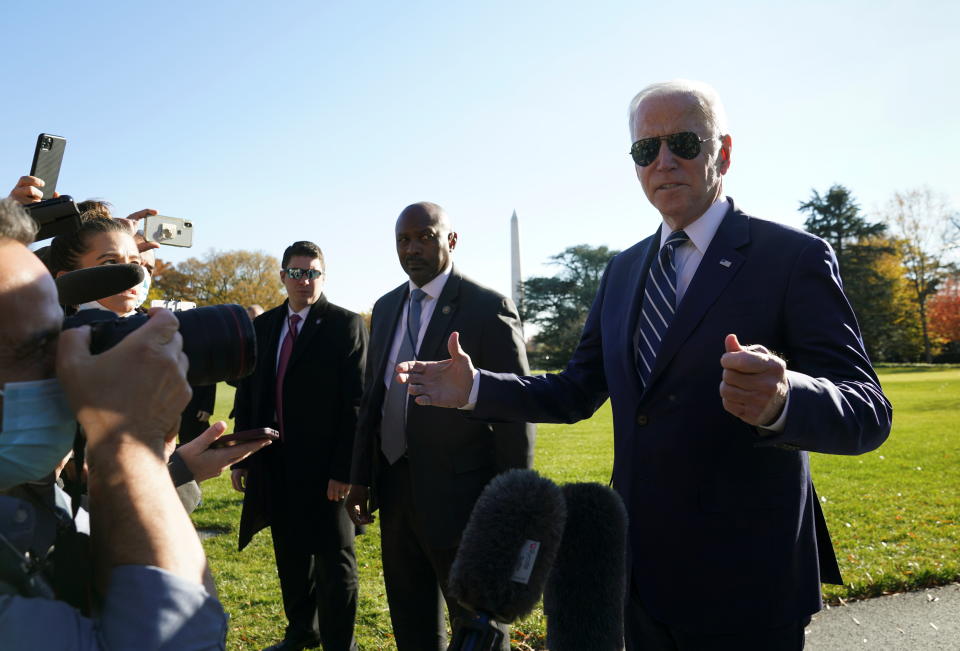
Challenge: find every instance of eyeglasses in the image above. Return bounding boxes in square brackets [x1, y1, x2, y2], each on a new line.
[629, 131, 717, 167]
[283, 267, 323, 280]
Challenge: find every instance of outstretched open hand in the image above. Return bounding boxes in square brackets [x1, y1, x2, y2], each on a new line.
[396, 331, 476, 408]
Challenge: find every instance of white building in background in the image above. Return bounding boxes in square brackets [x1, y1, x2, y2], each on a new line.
[510, 209, 523, 310]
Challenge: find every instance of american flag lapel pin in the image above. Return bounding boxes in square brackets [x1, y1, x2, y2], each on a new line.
[719, 259, 732, 268]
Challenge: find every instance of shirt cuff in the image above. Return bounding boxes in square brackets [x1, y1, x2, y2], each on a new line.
[458, 369, 481, 411]
[758, 389, 790, 433]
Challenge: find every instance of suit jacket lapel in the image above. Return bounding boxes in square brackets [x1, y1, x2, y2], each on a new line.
[418, 269, 461, 362]
[287, 296, 328, 369]
[647, 202, 750, 387]
[373, 284, 408, 382]
[623, 230, 662, 396]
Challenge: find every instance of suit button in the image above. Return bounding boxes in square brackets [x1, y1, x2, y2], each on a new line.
[636, 413, 648, 426]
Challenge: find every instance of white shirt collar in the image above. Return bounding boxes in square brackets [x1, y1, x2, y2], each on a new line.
[286, 302, 313, 320]
[408, 263, 453, 300]
[659, 196, 729, 253]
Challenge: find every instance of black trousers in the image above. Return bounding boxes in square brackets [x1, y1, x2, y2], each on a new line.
[270, 500, 359, 651]
[625, 580, 809, 650]
[378, 457, 510, 651]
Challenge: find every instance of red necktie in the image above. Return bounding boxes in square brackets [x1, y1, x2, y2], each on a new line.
[275, 313, 302, 440]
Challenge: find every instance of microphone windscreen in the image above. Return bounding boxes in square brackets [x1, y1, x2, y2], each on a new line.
[544, 482, 628, 651]
[55, 264, 145, 306]
[449, 469, 567, 623]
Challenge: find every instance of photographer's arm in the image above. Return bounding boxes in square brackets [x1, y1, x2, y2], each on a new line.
[57, 310, 209, 585]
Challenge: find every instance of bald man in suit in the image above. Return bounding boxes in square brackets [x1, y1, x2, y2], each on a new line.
[347, 203, 534, 651]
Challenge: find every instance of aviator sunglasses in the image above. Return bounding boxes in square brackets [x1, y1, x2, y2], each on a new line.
[630, 131, 718, 167]
[283, 267, 323, 280]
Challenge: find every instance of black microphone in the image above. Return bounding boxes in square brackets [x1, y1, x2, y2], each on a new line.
[55, 264, 145, 306]
[447, 469, 567, 651]
[543, 482, 629, 651]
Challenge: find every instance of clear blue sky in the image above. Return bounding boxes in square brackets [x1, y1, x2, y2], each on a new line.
[2, 1, 957, 313]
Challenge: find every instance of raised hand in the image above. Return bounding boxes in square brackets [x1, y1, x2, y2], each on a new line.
[719, 333, 788, 427]
[8, 175, 58, 204]
[396, 331, 476, 408]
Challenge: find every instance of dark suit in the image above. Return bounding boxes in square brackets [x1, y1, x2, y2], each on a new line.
[178, 383, 216, 445]
[234, 296, 367, 649]
[351, 267, 534, 650]
[474, 199, 892, 639]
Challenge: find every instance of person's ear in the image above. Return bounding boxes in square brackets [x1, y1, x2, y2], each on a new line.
[448, 232, 458, 251]
[717, 135, 732, 174]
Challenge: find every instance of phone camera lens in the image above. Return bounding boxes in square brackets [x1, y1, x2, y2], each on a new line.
[41, 137, 52, 150]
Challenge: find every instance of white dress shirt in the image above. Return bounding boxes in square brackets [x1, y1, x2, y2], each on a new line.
[664, 197, 728, 306]
[275, 303, 312, 371]
[383, 264, 453, 390]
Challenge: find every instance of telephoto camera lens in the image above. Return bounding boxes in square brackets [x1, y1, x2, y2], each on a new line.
[62, 304, 257, 386]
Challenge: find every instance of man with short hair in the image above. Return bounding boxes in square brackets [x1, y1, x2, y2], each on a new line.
[0, 197, 229, 649]
[232, 241, 367, 651]
[346, 202, 534, 651]
[397, 82, 893, 649]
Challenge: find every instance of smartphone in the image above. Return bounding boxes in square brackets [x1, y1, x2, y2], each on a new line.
[209, 428, 279, 449]
[29, 134, 67, 200]
[24, 195, 81, 240]
[143, 215, 194, 247]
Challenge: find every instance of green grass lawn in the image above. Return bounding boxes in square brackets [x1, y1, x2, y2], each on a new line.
[195, 368, 959, 650]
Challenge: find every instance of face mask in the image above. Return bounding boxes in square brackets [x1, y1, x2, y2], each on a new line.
[0, 378, 76, 490]
[133, 271, 152, 310]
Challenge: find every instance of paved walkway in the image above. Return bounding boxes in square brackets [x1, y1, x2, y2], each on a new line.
[805, 583, 960, 650]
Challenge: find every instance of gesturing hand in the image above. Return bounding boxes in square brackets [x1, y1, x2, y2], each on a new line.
[719, 333, 788, 427]
[395, 331, 475, 408]
[177, 420, 272, 483]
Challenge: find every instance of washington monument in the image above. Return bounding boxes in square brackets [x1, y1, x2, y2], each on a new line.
[510, 209, 523, 310]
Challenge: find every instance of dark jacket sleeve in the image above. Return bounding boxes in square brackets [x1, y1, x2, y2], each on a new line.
[756, 237, 892, 454]
[351, 300, 385, 487]
[230, 352, 256, 470]
[475, 294, 536, 471]
[474, 261, 613, 426]
[331, 313, 368, 483]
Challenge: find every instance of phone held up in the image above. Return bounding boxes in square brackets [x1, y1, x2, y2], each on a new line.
[30, 134, 67, 200]
[144, 214, 194, 247]
[210, 428, 279, 449]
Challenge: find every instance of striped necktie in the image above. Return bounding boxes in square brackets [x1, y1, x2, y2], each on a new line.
[636, 229, 689, 389]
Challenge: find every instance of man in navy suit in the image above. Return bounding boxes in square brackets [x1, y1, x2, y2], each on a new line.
[395, 80, 892, 649]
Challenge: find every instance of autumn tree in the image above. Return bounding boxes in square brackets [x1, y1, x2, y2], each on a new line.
[521, 244, 619, 368]
[927, 275, 960, 361]
[798, 185, 917, 361]
[884, 187, 960, 362]
[152, 249, 286, 309]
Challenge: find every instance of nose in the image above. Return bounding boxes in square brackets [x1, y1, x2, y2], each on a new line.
[654, 140, 677, 170]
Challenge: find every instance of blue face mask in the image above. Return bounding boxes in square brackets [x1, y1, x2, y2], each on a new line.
[133, 271, 151, 310]
[0, 378, 76, 491]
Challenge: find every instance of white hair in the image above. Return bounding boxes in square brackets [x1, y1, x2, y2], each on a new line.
[628, 79, 729, 139]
